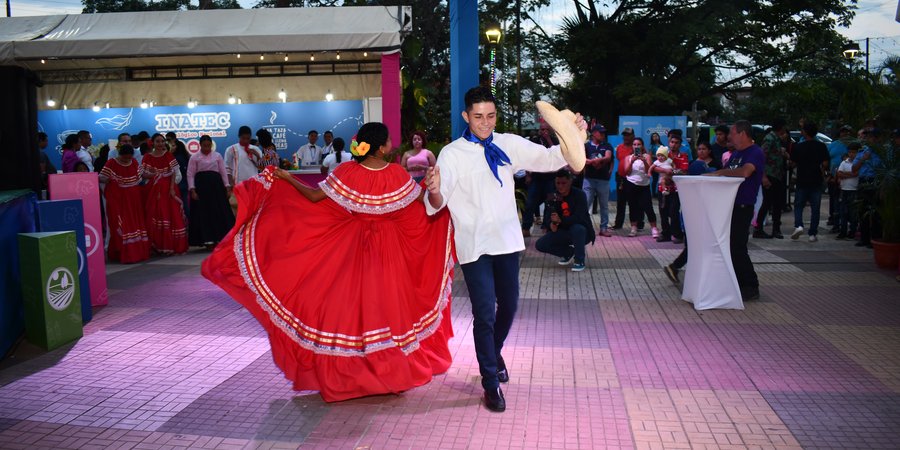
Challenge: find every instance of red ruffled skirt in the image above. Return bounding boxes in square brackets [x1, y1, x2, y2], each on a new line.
[202, 166, 454, 402]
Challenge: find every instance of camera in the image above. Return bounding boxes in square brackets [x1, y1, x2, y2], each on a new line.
[545, 192, 563, 217]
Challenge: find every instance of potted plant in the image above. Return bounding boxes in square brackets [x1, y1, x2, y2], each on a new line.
[868, 138, 900, 269]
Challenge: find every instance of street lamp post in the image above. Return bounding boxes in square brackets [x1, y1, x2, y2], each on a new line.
[842, 39, 869, 75]
[485, 26, 502, 98]
[515, 0, 521, 135]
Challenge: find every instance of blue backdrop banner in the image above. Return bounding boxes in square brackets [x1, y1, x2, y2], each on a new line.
[618, 115, 688, 148]
[39, 100, 365, 167]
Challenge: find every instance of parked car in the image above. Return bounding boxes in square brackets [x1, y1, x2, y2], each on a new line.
[789, 131, 833, 145]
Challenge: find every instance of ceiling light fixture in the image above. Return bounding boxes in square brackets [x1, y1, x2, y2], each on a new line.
[140, 99, 149, 109]
[228, 94, 236, 104]
[92, 102, 101, 112]
[46, 98, 56, 107]
[187, 98, 197, 108]
[278, 89, 287, 102]
[325, 90, 334, 102]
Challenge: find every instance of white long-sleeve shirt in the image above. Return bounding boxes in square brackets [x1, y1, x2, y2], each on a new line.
[426, 133, 568, 265]
[293, 143, 321, 167]
[187, 150, 229, 190]
[224, 143, 262, 185]
[77, 147, 94, 171]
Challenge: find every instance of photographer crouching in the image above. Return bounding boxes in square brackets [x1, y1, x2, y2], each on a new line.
[535, 170, 596, 271]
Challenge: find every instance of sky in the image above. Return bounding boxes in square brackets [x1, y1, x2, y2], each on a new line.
[8, 0, 900, 70]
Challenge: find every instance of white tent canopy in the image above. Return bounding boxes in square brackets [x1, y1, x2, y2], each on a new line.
[0, 6, 408, 64]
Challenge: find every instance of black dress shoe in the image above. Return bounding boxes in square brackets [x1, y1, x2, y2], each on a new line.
[741, 288, 760, 301]
[497, 356, 509, 383]
[656, 236, 672, 242]
[484, 387, 506, 412]
[752, 229, 772, 239]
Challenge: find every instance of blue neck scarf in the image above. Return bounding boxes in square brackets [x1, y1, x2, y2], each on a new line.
[463, 129, 511, 186]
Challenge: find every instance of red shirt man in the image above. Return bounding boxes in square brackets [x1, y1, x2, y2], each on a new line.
[616, 127, 635, 178]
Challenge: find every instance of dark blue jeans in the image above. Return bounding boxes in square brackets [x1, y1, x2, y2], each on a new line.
[535, 224, 587, 264]
[460, 253, 520, 391]
[793, 186, 823, 235]
[838, 190, 858, 236]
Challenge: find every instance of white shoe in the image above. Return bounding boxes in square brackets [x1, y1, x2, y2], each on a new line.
[809, 235, 818, 242]
[651, 227, 660, 238]
[628, 227, 638, 237]
[791, 226, 804, 240]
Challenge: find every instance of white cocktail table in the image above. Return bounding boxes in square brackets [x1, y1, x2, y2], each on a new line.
[673, 175, 744, 310]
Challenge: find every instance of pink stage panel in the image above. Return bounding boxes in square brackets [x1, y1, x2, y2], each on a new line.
[48, 173, 108, 307]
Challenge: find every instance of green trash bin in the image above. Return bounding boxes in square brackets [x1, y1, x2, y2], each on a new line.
[18, 231, 83, 350]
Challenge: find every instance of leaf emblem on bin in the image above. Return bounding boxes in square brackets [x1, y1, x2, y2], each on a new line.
[46, 267, 76, 312]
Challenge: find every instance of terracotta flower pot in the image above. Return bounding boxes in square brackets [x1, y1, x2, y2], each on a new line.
[871, 240, 900, 269]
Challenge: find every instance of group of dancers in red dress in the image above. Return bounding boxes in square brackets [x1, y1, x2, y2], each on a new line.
[102, 134, 233, 263]
[101, 133, 188, 262]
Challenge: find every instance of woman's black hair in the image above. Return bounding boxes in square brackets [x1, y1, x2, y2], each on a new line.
[118, 144, 135, 156]
[150, 132, 165, 143]
[173, 140, 188, 157]
[63, 134, 79, 150]
[199, 135, 213, 143]
[352, 122, 390, 163]
[333, 137, 346, 163]
[256, 128, 274, 148]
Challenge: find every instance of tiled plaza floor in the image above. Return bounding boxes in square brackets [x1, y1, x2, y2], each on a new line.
[1, 206, 899, 449]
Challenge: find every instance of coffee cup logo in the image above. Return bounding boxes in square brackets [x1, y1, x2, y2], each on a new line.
[46, 268, 76, 312]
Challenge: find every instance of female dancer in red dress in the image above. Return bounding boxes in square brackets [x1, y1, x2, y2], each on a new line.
[100, 144, 151, 263]
[142, 133, 188, 255]
[202, 123, 455, 402]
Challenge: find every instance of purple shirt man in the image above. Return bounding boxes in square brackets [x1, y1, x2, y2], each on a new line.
[705, 120, 762, 301]
[725, 144, 765, 206]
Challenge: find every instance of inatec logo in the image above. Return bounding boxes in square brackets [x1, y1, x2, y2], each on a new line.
[155, 112, 231, 131]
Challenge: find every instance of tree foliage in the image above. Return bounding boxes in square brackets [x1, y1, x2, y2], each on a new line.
[554, 0, 856, 132]
[83, 0, 239, 12]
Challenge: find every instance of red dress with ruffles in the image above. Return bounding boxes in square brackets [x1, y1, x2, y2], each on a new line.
[142, 151, 188, 254]
[101, 159, 150, 263]
[202, 163, 455, 402]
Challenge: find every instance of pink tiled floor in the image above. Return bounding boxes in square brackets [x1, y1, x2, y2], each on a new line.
[1, 210, 898, 449]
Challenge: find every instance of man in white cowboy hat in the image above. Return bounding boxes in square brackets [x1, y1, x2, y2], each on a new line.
[423, 86, 586, 413]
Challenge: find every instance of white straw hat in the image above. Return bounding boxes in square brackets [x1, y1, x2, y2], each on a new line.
[535, 101, 587, 171]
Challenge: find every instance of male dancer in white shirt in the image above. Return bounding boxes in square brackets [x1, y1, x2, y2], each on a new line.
[424, 86, 586, 412]
[224, 126, 262, 213]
